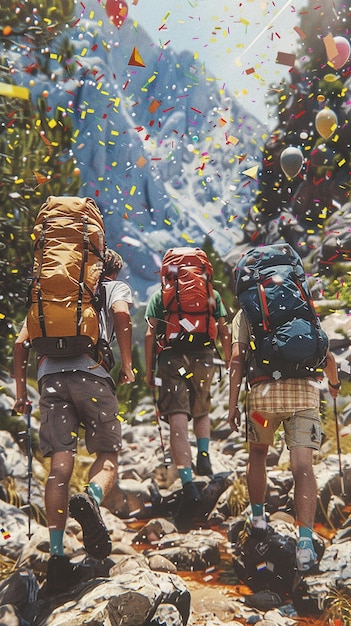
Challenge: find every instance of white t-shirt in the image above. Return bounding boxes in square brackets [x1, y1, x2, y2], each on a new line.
[37, 279, 133, 380]
[100, 279, 133, 343]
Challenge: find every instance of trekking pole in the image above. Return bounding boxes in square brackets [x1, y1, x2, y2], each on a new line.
[152, 389, 172, 467]
[334, 398, 345, 497]
[23, 402, 33, 539]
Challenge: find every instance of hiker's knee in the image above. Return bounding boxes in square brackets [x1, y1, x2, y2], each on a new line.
[102, 458, 116, 472]
[249, 443, 268, 460]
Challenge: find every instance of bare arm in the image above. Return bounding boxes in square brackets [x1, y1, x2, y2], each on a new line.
[217, 317, 232, 368]
[324, 350, 340, 399]
[145, 317, 158, 387]
[111, 300, 135, 384]
[13, 325, 30, 414]
[228, 341, 246, 432]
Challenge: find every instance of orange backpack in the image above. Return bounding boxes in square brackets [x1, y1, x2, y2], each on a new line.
[27, 195, 105, 357]
[161, 247, 217, 345]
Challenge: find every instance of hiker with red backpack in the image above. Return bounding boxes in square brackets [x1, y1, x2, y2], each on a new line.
[228, 244, 340, 574]
[13, 196, 134, 594]
[145, 247, 232, 531]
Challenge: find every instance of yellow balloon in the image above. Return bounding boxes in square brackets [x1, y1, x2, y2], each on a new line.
[315, 108, 338, 139]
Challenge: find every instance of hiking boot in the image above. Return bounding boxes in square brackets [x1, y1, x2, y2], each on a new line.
[174, 481, 202, 532]
[196, 451, 213, 477]
[69, 492, 111, 560]
[296, 539, 318, 573]
[46, 554, 91, 595]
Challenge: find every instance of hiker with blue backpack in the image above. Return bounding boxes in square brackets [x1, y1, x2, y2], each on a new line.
[13, 197, 134, 594]
[228, 244, 340, 574]
[145, 247, 232, 531]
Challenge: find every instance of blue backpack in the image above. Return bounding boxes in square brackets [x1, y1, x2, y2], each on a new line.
[234, 244, 329, 380]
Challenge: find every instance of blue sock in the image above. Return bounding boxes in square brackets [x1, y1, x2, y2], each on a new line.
[197, 438, 210, 454]
[251, 503, 264, 517]
[49, 529, 64, 556]
[299, 525, 313, 541]
[178, 467, 192, 486]
[86, 481, 103, 506]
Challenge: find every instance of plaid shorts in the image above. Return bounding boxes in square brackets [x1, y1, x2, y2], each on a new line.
[246, 378, 321, 449]
[39, 371, 121, 456]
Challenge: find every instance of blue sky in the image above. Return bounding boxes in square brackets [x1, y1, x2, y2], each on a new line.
[126, 0, 307, 127]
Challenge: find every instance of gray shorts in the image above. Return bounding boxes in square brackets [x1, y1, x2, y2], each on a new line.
[246, 407, 321, 449]
[156, 349, 217, 421]
[39, 371, 121, 457]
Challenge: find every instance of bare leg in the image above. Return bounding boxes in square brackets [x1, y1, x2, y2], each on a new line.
[290, 446, 316, 529]
[89, 451, 118, 501]
[45, 450, 75, 531]
[168, 413, 192, 469]
[193, 414, 211, 440]
[247, 443, 269, 505]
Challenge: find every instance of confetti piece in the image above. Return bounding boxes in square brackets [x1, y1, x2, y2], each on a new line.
[0, 83, 29, 100]
[252, 411, 268, 428]
[243, 165, 259, 180]
[136, 156, 147, 168]
[227, 135, 239, 146]
[148, 99, 162, 114]
[323, 33, 338, 62]
[294, 26, 306, 39]
[1, 528, 11, 540]
[128, 46, 146, 67]
[276, 51, 296, 67]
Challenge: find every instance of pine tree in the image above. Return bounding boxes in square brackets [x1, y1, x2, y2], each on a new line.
[0, 0, 79, 371]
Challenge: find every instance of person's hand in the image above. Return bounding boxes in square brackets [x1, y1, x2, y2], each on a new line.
[12, 397, 29, 415]
[118, 365, 135, 384]
[228, 406, 241, 432]
[328, 380, 341, 399]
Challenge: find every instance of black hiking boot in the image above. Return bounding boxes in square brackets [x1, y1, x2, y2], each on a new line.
[174, 481, 203, 532]
[195, 451, 213, 477]
[46, 554, 92, 595]
[69, 492, 112, 560]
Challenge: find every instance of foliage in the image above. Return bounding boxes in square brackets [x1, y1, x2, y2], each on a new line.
[202, 236, 237, 322]
[0, 89, 81, 371]
[110, 343, 150, 421]
[324, 584, 351, 625]
[0, 0, 75, 47]
[322, 273, 351, 309]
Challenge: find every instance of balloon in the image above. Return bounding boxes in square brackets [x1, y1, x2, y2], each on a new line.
[324, 73, 338, 82]
[315, 108, 338, 139]
[105, 0, 128, 28]
[280, 147, 304, 179]
[330, 36, 350, 70]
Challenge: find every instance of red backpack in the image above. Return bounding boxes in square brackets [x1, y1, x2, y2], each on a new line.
[160, 247, 217, 345]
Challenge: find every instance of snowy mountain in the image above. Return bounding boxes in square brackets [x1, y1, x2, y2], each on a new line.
[10, 3, 268, 301]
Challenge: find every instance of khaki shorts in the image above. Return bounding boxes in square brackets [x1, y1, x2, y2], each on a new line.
[39, 371, 121, 457]
[156, 349, 217, 422]
[246, 407, 321, 450]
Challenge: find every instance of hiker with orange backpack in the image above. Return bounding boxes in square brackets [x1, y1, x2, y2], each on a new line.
[13, 196, 134, 594]
[228, 244, 340, 574]
[145, 247, 231, 531]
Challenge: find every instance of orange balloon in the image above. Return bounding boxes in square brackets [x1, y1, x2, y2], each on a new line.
[315, 109, 338, 139]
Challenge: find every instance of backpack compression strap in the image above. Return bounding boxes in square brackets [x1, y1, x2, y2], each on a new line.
[34, 218, 48, 337]
[76, 217, 89, 335]
[173, 264, 214, 336]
